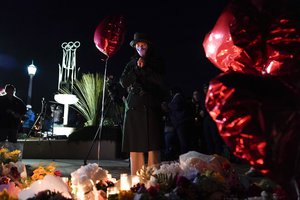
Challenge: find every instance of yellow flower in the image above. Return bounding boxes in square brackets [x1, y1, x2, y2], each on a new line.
[31, 163, 57, 181]
[0, 148, 21, 163]
[0, 148, 8, 154]
[31, 173, 41, 181]
[33, 167, 46, 174]
[0, 189, 18, 200]
[8, 150, 21, 158]
[45, 164, 55, 173]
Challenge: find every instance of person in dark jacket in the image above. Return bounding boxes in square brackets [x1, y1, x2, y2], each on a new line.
[119, 32, 166, 175]
[168, 86, 194, 154]
[0, 84, 26, 143]
[189, 89, 206, 152]
[201, 84, 224, 155]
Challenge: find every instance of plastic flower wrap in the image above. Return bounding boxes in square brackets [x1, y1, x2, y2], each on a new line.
[0, 183, 21, 199]
[152, 162, 182, 178]
[18, 175, 72, 200]
[179, 151, 238, 185]
[0, 147, 27, 198]
[1, 161, 27, 188]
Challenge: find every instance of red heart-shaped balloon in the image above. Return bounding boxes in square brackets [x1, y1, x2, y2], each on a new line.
[94, 15, 126, 58]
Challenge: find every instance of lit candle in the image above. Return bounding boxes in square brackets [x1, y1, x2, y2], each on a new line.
[61, 177, 69, 186]
[76, 186, 85, 200]
[106, 186, 119, 198]
[120, 173, 130, 191]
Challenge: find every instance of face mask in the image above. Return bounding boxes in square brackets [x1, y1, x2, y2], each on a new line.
[135, 42, 148, 57]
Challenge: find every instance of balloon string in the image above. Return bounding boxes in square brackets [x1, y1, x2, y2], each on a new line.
[293, 140, 300, 200]
[292, 178, 300, 200]
[96, 58, 108, 163]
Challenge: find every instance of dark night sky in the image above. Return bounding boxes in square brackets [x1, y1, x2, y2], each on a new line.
[0, 0, 227, 111]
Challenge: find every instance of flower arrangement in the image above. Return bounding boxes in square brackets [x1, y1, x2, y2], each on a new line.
[30, 162, 61, 182]
[0, 147, 26, 199]
[0, 148, 285, 200]
[130, 163, 232, 200]
[0, 158, 64, 199]
[70, 163, 111, 199]
[126, 152, 245, 200]
[0, 148, 21, 164]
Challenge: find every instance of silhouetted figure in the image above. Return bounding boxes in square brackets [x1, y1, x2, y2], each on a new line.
[189, 89, 206, 152]
[201, 84, 224, 155]
[161, 101, 179, 161]
[168, 86, 194, 154]
[0, 84, 26, 143]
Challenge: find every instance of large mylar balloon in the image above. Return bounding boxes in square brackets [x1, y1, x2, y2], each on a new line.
[94, 15, 125, 58]
[205, 72, 300, 186]
[203, 0, 300, 198]
[202, 2, 262, 75]
[203, 0, 300, 83]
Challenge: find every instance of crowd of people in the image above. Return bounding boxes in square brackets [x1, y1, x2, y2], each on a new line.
[160, 85, 229, 162]
[0, 84, 74, 140]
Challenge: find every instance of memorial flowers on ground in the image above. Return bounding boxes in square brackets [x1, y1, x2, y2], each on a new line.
[0, 147, 283, 199]
[129, 152, 243, 200]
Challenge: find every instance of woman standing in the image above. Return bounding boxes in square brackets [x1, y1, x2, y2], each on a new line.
[119, 32, 166, 175]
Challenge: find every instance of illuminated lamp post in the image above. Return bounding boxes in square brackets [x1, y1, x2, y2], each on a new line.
[27, 61, 37, 106]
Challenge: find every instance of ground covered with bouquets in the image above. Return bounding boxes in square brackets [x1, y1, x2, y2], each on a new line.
[0, 147, 289, 200]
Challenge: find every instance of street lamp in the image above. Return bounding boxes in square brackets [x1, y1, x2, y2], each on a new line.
[27, 61, 37, 106]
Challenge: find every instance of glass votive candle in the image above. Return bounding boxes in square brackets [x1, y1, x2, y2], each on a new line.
[106, 186, 119, 198]
[120, 173, 130, 191]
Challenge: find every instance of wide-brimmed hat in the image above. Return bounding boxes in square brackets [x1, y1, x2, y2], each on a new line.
[130, 32, 152, 47]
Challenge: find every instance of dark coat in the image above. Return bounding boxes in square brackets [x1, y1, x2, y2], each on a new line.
[119, 55, 166, 152]
[168, 93, 193, 128]
[0, 95, 26, 129]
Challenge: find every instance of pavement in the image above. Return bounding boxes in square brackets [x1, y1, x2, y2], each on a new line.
[22, 158, 253, 182]
[22, 158, 131, 180]
[18, 137, 257, 184]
